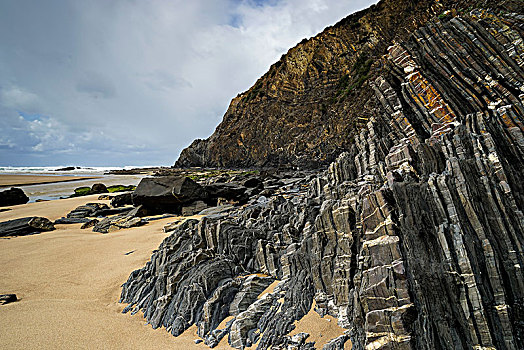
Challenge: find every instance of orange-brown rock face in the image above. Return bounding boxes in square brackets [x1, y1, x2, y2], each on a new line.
[175, 0, 522, 169]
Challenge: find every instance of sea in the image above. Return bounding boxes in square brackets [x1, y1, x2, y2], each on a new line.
[0, 166, 153, 202]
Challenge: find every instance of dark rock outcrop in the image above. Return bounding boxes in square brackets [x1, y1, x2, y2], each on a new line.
[132, 176, 208, 214]
[111, 192, 133, 208]
[54, 166, 80, 171]
[0, 217, 55, 237]
[66, 203, 111, 218]
[63, 203, 131, 219]
[90, 183, 108, 194]
[0, 294, 17, 305]
[71, 184, 108, 197]
[0, 187, 29, 207]
[92, 214, 145, 233]
[122, 2, 524, 350]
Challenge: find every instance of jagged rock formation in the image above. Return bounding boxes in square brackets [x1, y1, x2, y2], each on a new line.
[176, 0, 522, 169]
[122, 3, 524, 350]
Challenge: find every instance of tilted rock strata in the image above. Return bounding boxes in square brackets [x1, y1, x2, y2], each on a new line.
[123, 8, 524, 350]
[175, 0, 523, 169]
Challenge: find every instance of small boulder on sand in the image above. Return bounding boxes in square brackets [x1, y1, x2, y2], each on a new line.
[0, 187, 29, 207]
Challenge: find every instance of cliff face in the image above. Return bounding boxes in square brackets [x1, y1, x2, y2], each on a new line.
[123, 4, 524, 349]
[175, 0, 522, 169]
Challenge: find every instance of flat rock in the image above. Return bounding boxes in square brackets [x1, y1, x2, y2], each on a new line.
[66, 203, 110, 218]
[80, 219, 99, 229]
[0, 217, 55, 237]
[55, 217, 92, 224]
[66, 203, 132, 218]
[92, 210, 146, 233]
[181, 200, 208, 216]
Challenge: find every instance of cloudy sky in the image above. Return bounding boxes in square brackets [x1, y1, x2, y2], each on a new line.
[0, 0, 376, 167]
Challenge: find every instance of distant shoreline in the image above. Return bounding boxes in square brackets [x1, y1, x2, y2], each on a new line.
[0, 175, 101, 188]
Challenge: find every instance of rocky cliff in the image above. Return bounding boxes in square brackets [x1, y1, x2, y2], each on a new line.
[122, 2, 524, 349]
[175, 0, 522, 169]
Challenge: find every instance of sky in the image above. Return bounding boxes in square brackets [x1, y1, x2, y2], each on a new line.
[0, 0, 377, 167]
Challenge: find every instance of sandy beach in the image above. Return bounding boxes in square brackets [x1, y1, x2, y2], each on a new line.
[0, 174, 100, 188]
[0, 195, 348, 349]
[0, 195, 231, 349]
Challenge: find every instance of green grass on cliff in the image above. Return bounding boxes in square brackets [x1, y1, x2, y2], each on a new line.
[335, 54, 373, 101]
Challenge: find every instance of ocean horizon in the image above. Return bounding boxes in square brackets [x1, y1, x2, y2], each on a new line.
[0, 167, 151, 202]
[0, 166, 161, 176]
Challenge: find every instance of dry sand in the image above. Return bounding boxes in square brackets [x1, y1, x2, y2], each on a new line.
[0, 195, 221, 349]
[0, 174, 100, 188]
[0, 195, 349, 349]
[289, 301, 351, 349]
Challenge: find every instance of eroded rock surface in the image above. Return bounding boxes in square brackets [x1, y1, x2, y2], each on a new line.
[122, 4, 524, 350]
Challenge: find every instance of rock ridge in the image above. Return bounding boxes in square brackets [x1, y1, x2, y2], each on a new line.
[123, 4, 524, 350]
[175, 0, 523, 169]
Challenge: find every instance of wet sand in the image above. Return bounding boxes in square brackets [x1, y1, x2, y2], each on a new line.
[0, 174, 100, 188]
[0, 174, 144, 202]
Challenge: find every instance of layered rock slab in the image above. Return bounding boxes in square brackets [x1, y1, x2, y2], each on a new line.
[0, 217, 55, 237]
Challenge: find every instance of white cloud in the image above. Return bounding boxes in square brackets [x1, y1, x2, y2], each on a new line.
[0, 85, 41, 111]
[0, 0, 377, 166]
